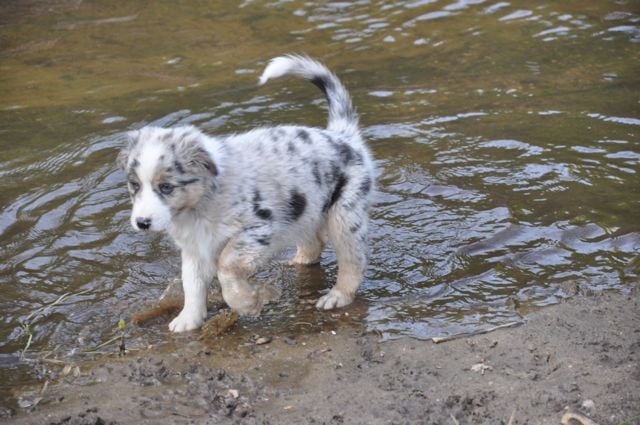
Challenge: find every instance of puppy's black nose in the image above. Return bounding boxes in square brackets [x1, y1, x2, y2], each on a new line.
[136, 217, 151, 230]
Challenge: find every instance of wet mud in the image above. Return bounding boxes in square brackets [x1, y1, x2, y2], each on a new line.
[6, 291, 639, 424]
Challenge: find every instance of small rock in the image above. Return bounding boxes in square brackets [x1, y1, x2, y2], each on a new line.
[255, 336, 272, 345]
[470, 363, 493, 375]
[17, 398, 32, 409]
[0, 407, 15, 418]
[62, 364, 72, 376]
[582, 399, 595, 410]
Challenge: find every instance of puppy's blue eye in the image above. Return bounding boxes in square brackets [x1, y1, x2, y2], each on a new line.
[129, 181, 140, 192]
[159, 183, 174, 195]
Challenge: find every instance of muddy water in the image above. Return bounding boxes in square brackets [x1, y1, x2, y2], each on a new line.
[1, 0, 639, 402]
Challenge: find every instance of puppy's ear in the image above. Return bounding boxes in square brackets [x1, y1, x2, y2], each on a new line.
[176, 131, 218, 177]
[117, 131, 139, 170]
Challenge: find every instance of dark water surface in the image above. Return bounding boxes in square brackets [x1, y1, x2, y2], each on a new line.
[1, 0, 638, 402]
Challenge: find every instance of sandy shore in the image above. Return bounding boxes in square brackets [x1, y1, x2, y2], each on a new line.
[3, 290, 639, 425]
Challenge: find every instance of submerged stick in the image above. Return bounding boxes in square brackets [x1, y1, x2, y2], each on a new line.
[431, 321, 524, 344]
[82, 335, 122, 353]
[20, 288, 92, 359]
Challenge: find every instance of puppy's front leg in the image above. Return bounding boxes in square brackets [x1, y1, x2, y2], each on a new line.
[169, 250, 213, 332]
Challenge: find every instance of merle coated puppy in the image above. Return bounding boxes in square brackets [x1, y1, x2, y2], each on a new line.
[118, 55, 374, 332]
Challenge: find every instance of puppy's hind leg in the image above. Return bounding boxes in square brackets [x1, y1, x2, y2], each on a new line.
[291, 227, 327, 265]
[217, 233, 274, 316]
[316, 204, 368, 310]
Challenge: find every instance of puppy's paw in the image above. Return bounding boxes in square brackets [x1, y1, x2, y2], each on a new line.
[168, 309, 205, 332]
[224, 285, 279, 317]
[315, 288, 353, 310]
[290, 252, 321, 266]
[232, 296, 264, 317]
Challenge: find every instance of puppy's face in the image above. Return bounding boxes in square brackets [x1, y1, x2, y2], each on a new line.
[118, 127, 218, 232]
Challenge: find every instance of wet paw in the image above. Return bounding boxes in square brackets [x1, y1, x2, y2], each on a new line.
[315, 288, 353, 310]
[168, 309, 205, 332]
[232, 297, 264, 317]
[290, 252, 321, 265]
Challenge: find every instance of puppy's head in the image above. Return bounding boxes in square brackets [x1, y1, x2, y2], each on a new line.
[118, 126, 219, 232]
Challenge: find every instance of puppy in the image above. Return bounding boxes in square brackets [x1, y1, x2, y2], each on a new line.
[118, 55, 374, 332]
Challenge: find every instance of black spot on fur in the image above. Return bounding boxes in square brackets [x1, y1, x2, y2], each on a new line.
[162, 132, 174, 142]
[288, 141, 297, 155]
[269, 128, 286, 143]
[353, 150, 364, 165]
[287, 191, 307, 221]
[324, 173, 348, 212]
[253, 190, 273, 220]
[296, 129, 312, 144]
[130, 159, 140, 169]
[195, 147, 218, 176]
[252, 189, 262, 207]
[178, 178, 199, 186]
[174, 160, 185, 174]
[336, 143, 354, 164]
[312, 161, 322, 186]
[257, 208, 272, 220]
[311, 76, 335, 106]
[325, 162, 341, 185]
[207, 161, 218, 176]
[256, 237, 271, 246]
[350, 222, 362, 233]
[359, 177, 371, 195]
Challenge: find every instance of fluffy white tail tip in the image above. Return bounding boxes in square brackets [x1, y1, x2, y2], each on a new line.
[258, 56, 295, 85]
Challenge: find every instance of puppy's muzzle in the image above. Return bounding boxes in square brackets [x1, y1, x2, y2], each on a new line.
[135, 217, 152, 230]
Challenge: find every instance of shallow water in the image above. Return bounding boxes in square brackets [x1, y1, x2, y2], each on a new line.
[1, 0, 639, 403]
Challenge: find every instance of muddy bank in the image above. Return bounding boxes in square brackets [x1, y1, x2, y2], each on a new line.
[4, 290, 639, 425]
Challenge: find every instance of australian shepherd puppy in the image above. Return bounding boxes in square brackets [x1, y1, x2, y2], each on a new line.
[118, 55, 374, 332]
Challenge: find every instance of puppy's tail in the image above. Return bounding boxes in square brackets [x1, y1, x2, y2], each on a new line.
[258, 55, 359, 135]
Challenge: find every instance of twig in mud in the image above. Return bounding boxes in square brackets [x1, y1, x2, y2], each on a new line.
[561, 412, 600, 425]
[450, 414, 460, 425]
[507, 408, 516, 425]
[118, 319, 126, 356]
[307, 347, 332, 359]
[82, 335, 122, 353]
[19, 288, 92, 359]
[431, 321, 524, 344]
[131, 301, 182, 325]
[34, 358, 66, 365]
[40, 379, 49, 395]
[20, 330, 33, 359]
